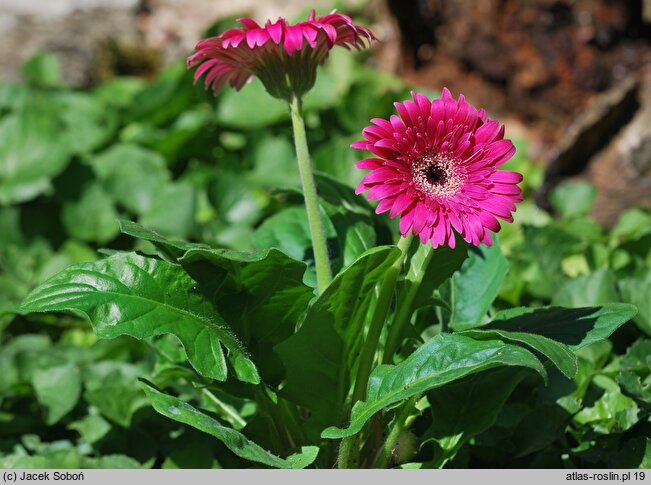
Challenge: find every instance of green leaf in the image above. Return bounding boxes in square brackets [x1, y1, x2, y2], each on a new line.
[61, 183, 120, 244]
[313, 172, 382, 267]
[207, 170, 267, 228]
[141, 381, 319, 469]
[521, 224, 582, 298]
[253, 206, 323, 260]
[52, 91, 119, 154]
[401, 240, 469, 313]
[322, 333, 545, 439]
[179, 247, 313, 385]
[303, 50, 356, 111]
[118, 219, 206, 260]
[68, 413, 112, 444]
[31, 361, 82, 425]
[619, 273, 651, 336]
[0, 83, 29, 112]
[617, 339, 651, 404]
[459, 328, 577, 378]
[549, 181, 597, 219]
[552, 269, 618, 308]
[426, 367, 530, 459]
[140, 181, 197, 239]
[253, 206, 338, 286]
[443, 239, 508, 328]
[275, 246, 401, 427]
[127, 62, 198, 126]
[612, 208, 651, 242]
[574, 375, 639, 433]
[89, 144, 169, 215]
[0, 103, 72, 204]
[313, 135, 362, 188]
[248, 135, 298, 189]
[22, 53, 62, 88]
[487, 303, 638, 351]
[216, 78, 288, 129]
[94, 455, 149, 469]
[19, 252, 258, 383]
[83, 362, 149, 427]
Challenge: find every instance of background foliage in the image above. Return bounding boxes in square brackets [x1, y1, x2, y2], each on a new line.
[1, 31, 650, 468]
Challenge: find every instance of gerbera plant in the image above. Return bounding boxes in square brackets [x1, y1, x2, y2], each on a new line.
[17, 10, 636, 470]
[189, 10, 374, 293]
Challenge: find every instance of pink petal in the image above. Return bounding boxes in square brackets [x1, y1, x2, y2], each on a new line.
[490, 170, 523, 183]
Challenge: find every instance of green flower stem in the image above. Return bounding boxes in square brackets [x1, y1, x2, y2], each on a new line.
[382, 245, 434, 365]
[338, 234, 413, 469]
[337, 434, 359, 469]
[374, 395, 419, 468]
[288, 95, 332, 294]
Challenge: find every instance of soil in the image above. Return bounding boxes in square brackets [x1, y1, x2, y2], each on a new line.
[378, 0, 651, 223]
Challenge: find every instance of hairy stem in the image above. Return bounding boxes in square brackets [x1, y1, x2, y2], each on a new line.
[374, 395, 419, 468]
[289, 95, 332, 294]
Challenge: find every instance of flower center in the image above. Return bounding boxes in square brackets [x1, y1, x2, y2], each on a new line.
[412, 153, 464, 198]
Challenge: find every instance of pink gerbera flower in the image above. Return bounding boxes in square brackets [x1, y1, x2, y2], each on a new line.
[354, 89, 523, 248]
[187, 10, 375, 101]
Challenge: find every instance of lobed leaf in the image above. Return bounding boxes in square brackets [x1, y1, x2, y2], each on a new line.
[19, 252, 258, 383]
[322, 333, 546, 439]
[486, 303, 638, 351]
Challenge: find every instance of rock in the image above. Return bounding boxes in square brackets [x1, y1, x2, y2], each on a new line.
[0, 0, 363, 86]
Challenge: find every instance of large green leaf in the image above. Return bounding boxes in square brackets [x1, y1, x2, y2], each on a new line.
[118, 219, 206, 260]
[321, 333, 545, 439]
[179, 247, 313, 384]
[18, 252, 258, 383]
[458, 328, 577, 378]
[442, 239, 508, 328]
[141, 381, 318, 469]
[275, 246, 401, 427]
[486, 304, 638, 351]
[426, 367, 530, 463]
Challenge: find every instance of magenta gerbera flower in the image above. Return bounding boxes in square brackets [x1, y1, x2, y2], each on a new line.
[353, 89, 523, 248]
[187, 10, 375, 101]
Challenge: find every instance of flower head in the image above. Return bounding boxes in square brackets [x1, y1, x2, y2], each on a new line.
[353, 89, 523, 248]
[187, 10, 375, 101]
